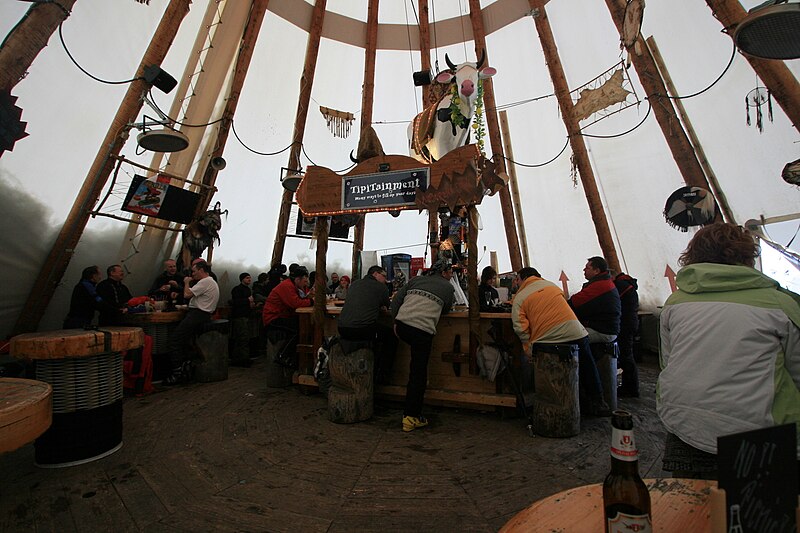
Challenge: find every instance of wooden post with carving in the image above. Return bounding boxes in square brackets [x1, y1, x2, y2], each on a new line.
[351, 0, 379, 277]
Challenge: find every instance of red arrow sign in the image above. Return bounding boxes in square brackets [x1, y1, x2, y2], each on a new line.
[559, 270, 570, 298]
[664, 265, 677, 293]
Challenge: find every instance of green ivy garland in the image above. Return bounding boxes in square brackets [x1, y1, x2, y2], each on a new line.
[473, 80, 486, 155]
[448, 80, 487, 154]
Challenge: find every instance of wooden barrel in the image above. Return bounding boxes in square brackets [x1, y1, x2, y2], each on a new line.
[531, 344, 580, 438]
[327, 343, 374, 424]
[10, 327, 143, 467]
[0, 378, 52, 454]
[122, 311, 186, 380]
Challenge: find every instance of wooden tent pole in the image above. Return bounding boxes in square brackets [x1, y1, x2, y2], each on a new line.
[499, 111, 531, 266]
[0, 0, 78, 91]
[313, 217, 329, 339]
[529, 4, 621, 272]
[12, 0, 192, 335]
[351, 0, 379, 278]
[196, 0, 271, 214]
[271, 0, 327, 268]
[603, 0, 709, 190]
[418, 0, 440, 265]
[647, 36, 736, 224]
[468, 0, 523, 273]
[705, 0, 800, 132]
[467, 205, 480, 375]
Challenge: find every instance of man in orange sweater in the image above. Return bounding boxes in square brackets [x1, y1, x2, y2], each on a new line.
[511, 267, 609, 416]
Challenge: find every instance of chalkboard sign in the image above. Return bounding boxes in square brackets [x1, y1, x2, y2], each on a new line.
[717, 423, 798, 533]
[342, 168, 429, 211]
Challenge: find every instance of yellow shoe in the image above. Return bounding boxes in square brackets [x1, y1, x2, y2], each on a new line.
[402, 415, 429, 432]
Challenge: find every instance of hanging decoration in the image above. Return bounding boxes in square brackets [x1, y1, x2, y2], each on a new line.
[319, 106, 355, 139]
[620, 0, 645, 58]
[571, 62, 638, 127]
[570, 152, 579, 188]
[472, 80, 487, 155]
[782, 158, 800, 186]
[663, 186, 718, 231]
[745, 86, 773, 133]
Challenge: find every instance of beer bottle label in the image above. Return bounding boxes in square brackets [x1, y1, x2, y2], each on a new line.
[607, 512, 652, 532]
[610, 427, 638, 461]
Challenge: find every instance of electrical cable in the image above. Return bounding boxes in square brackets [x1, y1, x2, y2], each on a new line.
[500, 137, 569, 168]
[300, 144, 356, 174]
[58, 23, 143, 85]
[147, 89, 226, 128]
[231, 121, 295, 156]
[654, 40, 737, 100]
[579, 99, 652, 139]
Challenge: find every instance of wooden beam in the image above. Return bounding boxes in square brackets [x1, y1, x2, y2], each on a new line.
[271, 0, 327, 268]
[351, 0, 379, 277]
[604, 0, 710, 190]
[647, 36, 736, 224]
[418, 0, 439, 264]
[0, 0, 78, 91]
[195, 0, 271, 215]
[705, 0, 800, 132]
[468, 0, 524, 273]
[12, 0, 193, 335]
[499, 111, 531, 266]
[467, 205, 480, 375]
[529, 3, 621, 271]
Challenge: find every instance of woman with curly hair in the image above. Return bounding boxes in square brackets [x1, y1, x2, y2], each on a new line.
[657, 223, 800, 479]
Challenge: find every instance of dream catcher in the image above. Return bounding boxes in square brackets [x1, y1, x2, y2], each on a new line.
[745, 86, 773, 133]
[319, 106, 355, 138]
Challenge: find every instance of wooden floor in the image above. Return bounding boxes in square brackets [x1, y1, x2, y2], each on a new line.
[0, 354, 668, 532]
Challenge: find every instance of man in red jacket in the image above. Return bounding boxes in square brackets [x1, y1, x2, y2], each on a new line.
[262, 266, 313, 332]
[568, 256, 621, 343]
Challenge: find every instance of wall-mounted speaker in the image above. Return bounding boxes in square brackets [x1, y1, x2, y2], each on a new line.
[210, 156, 226, 170]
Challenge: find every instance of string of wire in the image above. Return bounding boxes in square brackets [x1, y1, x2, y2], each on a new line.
[58, 22, 142, 85]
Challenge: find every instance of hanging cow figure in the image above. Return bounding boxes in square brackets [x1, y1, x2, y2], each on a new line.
[408, 51, 496, 163]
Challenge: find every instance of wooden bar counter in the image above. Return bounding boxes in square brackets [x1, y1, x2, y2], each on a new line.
[295, 305, 523, 410]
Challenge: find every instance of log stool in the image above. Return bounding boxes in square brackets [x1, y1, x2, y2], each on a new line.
[531, 343, 580, 438]
[0, 378, 52, 454]
[327, 339, 374, 424]
[264, 325, 296, 388]
[193, 319, 229, 383]
[10, 327, 143, 467]
[590, 341, 619, 411]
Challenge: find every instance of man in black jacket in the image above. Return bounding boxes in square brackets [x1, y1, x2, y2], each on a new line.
[96, 264, 132, 326]
[230, 272, 255, 367]
[149, 259, 183, 304]
[568, 256, 621, 343]
[63, 265, 120, 328]
[338, 265, 397, 384]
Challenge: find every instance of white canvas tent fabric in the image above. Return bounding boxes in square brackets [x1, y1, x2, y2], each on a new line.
[0, 0, 798, 336]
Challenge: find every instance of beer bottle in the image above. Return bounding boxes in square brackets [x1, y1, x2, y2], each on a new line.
[603, 410, 652, 532]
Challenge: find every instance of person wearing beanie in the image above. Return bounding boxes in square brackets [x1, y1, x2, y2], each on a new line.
[230, 272, 255, 367]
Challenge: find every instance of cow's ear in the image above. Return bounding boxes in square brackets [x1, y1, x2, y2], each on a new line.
[435, 71, 455, 84]
[478, 67, 497, 79]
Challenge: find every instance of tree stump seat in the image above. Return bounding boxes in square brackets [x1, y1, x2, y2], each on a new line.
[531, 343, 580, 438]
[193, 319, 229, 383]
[327, 341, 374, 424]
[590, 341, 618, 411]
[264, 324, 296, 389]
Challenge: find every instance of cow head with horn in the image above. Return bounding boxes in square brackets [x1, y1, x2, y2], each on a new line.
[408, 50, 496, 163]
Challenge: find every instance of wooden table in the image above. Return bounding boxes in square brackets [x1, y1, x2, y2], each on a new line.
[0, 378, 53, 454]
[121, 310, 186, 379]
[499, 478, 714, 532]
[11, 327, 144, 466]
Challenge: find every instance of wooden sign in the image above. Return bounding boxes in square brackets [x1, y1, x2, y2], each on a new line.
[295, 145, 507, 217]
[343, 168, 429, 210]
[717, 423, 798, 532]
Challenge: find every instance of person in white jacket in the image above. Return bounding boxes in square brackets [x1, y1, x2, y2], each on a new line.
[658, 223, 800, 479]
